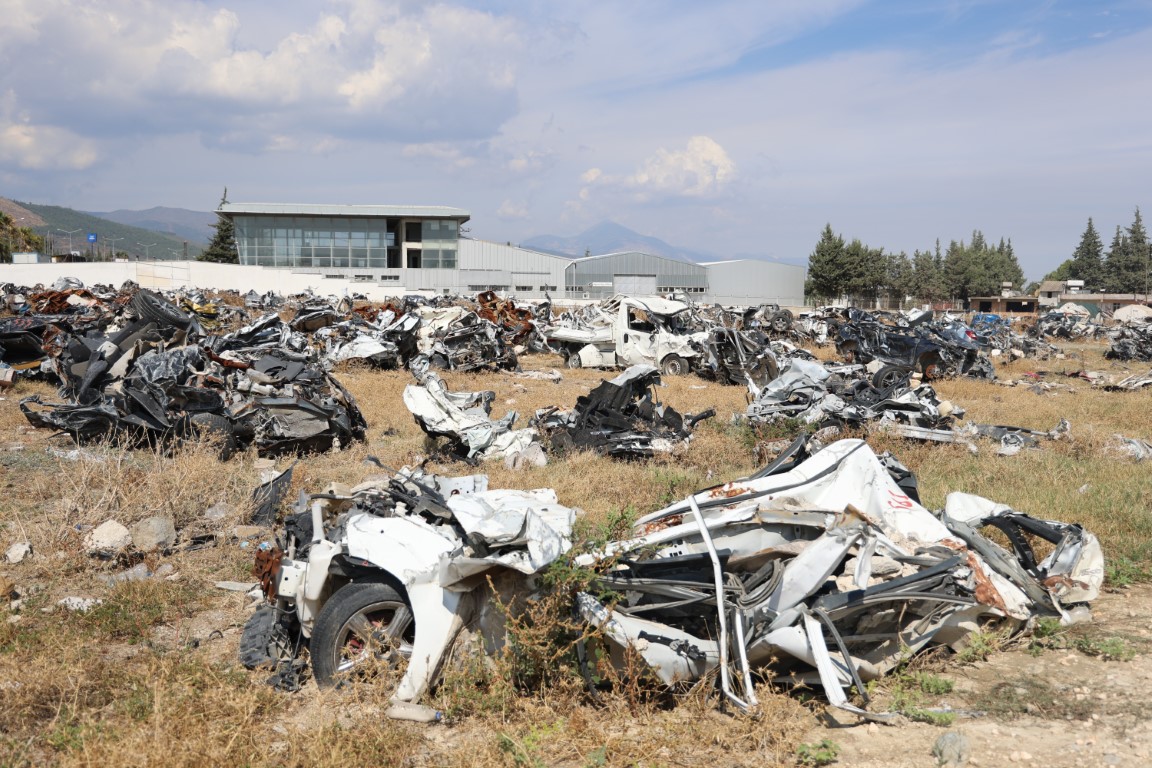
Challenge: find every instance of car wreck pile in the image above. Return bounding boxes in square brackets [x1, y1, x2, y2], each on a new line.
[403, 360, 713, 463]
[744, 358, 962, 437]
[19, 290, 368, 457]
[242, 436, 1102, 719]
[832, 308, 995, 379]
[1104, 320, 1152, 362]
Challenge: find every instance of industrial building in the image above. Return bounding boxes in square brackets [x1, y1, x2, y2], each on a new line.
[217, 202, 806, 306]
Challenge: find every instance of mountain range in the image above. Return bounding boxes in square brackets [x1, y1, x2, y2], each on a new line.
[87, 206, 218, 246]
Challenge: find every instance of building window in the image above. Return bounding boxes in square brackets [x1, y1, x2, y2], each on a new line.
[405, 222, 422, 243]
[380, 275, 400, 281]
[539, 285, 557, 292]
[515, 285, 532, 292]
[407, 249, 421, 268]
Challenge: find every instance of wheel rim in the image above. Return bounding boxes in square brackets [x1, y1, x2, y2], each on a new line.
[332, 600, 414, 674]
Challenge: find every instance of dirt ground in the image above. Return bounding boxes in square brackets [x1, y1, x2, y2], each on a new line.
[805, 584, 1152, 768]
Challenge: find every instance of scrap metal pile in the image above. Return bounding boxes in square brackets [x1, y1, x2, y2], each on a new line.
[541, 294, 801, 386]
[1030, 309, 1105, 341]
[832, 307, 995, 380]
[1104, 320, 1152, 362]
[1, 281, 543, 379]
[242, 437, 1102, 718]
[970, 313, 1062, 360]
[744, 358, 962, 438]
[20, 289, 367, 457]
[403, 362, 712, 462]
[532, 365, 715, 458]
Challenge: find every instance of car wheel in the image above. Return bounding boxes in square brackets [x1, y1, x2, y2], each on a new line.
[871, 364, 912, 391]
[661, 354, 688, 376]
[311, 582, 415, 688]
[769, 310, 794, 333]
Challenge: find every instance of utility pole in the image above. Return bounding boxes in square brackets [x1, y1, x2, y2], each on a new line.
[58, 228, 81, 254]
[107, 236, 124, 260]
[136, 241, 157, 260]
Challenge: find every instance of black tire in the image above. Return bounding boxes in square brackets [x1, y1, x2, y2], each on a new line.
[871, 364, 912, 391]
[311, 582, 415, 688]
[429, 353, 450, 370]
[239, 605, 299, 670]
[189, 412, 237, 460]
[131, 289, 193, 329]
[661, 354, 689, 376]
[769, 310, 794, 333]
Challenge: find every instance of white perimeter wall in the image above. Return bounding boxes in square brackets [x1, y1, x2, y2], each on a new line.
[0, 261, 427, 301]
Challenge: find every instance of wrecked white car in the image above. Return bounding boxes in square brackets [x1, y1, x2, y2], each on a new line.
[545, 295, 706, 376]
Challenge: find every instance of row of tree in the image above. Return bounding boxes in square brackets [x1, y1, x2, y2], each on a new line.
[1044, 209, 1150, 294]
[805, 224, 1024, 303]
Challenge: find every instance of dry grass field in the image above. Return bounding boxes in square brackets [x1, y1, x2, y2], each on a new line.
[1, 339, 1150, 767]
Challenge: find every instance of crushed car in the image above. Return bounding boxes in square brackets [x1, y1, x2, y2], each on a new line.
[834, 308, 994, 381]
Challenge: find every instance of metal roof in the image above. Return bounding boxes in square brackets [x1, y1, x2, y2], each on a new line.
[218, 203, 470, 221]
[572, 250, 697, 265]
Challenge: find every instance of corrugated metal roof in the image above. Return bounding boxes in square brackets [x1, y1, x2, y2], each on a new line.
[572, 250, 696, 265]
[219, 203, 470, 220]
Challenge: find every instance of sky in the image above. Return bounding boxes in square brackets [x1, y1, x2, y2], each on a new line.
[2, 0, 1151, 280]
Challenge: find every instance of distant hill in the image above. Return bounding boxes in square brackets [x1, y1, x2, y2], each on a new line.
[523, 221, 712, 263]
[88, 206, 215, 246]
[9, 200, 203, 259]
[521, 221, 807, 267]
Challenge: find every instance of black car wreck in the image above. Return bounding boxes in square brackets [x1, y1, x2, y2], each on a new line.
[833, 308, 994, 386]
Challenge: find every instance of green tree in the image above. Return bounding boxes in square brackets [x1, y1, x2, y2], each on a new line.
[1127, 208, 1151, 295]
[198, 188, 239, 264]
[805, 224, 848, 301]
[1042, 259, 1075, 283]
[942, 230, 1023, 301]
[843, 238, 887, 300]
[1101, 209, 1151, 293]
[1067, 217, 1105, 288]
[885, 250, 915, 306]
[911, 247, 945, 302]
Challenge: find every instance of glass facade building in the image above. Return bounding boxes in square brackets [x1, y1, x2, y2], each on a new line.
[220, 204, 469, 271]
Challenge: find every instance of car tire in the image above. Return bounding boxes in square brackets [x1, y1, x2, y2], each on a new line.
[239, 605, 300, 670]
[188, 412, 237, 460]
[131, 289, 194, 329]
[871, 364, 912, 391]
[311, 582, 415, 688]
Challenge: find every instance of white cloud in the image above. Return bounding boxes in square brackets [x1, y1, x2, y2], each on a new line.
[402, 142, 477, 168]
[0, 92, 98, 170]
[496, 200, 530, 220]
[579, 136, 736, 203]
[0, 0, 523, 151]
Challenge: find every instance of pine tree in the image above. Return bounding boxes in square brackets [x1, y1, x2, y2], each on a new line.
[1068, 217, 1104, 288]
[1101, 209, 1150, 293]
[911, 248, 944, 302]
[804, 224, 848, 301]
[198, 188, 239, 264]
[1128, 207, 1150, 296]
